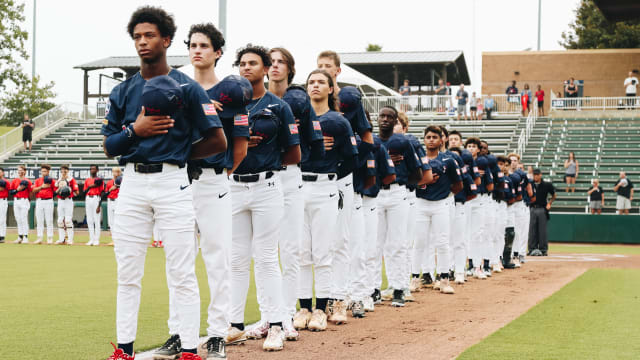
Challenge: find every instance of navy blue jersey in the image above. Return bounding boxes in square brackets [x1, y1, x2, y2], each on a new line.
[353, 136, 377, 194]
[379, 134, 422, 185]
[198, 84, 250, 169]
[417, 152, 462, 201]
[234, 92, 300, 174]
[524, 174, 536, 206]
[455, 164, 478, 203]
[281, 93, 324, 164]
[102, 70, 222, 166]
[509, 172, 522, 200]
[338, 86, 372, 137]
[362, 139, 395, 198]
[406, 133, 428, 191]
[503, 175, 516, 202]
[301, 111, 357, 174]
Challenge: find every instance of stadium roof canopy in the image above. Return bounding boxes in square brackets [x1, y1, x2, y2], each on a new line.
[74, 56, 191, 105]
[339, 50, 471, 91]
[594, 0, 640, 21]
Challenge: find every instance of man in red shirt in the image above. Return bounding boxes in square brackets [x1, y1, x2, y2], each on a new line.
[84, 165, 104, 246]
[106, 166, 122, 232]
[535, 84, 545, 116]
[32, 164, 56, 244]
[0, 167, 10, 243]
[11, 165, 32, 243]
[55, 164, 79, 245]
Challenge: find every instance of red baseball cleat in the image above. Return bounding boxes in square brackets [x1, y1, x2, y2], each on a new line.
[178, 353, 202, 360]
[108, 342, 135, 360]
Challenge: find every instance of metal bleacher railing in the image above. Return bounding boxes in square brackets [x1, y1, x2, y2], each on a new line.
[362, 94, 522, 116]
[516, 98, 538, 156]
[550, 95, 640, 111]
[0, 103, 91, 161]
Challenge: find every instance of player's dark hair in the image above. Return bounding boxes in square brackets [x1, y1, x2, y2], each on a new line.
[381, 105, 399, 119]
[233, 43, 271, 67]
[306, 69, 339, 111]
[269, 47, 296, 85]
[60, 164, 70, 170]
[127, 6, 177, 44]
[449, 130, 463, 141]
[185, 23, 225, 65]
[438, 125, 449, 147]
[364, 110, 373, 127]
[40, 164, 51, 171]
[497, 155, 510, 165]
[480, 140, 491, 154]
[449, 147, 462, 155]
[423, 125, 442, 137]
[90, 164, 99, 171]
[0, 167, 4, 172]
[464, 137, 482, 148]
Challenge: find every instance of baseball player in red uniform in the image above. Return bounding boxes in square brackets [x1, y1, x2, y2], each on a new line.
[0, 167, 10, 243]
[32, 164, 56, 244]
[83, 165, 105, 246]
[106, 167, 122, 231]
[55, 164, 79, 245]
[11, 165, 32, 244]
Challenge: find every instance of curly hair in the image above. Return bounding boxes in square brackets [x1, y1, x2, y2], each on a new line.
[306, 69, 339, 112]
[233, 44, 271, 67]
[185, 23, 225, 65]
[127, 6, 177, 44]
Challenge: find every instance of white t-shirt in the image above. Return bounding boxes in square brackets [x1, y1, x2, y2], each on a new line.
[624, 77, 638, 94]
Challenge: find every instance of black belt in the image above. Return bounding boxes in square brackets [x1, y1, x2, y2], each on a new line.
[134, 163, 163, 173]
[38, 197, 53, 200]
[531, 205, 546, 209]
[302, 174, 335, 182]
[233, 171, 274, 183]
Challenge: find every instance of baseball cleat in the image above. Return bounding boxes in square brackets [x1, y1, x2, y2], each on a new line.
[21, 237, 28, 244]
[198, 336, 226, 359]
[246, 321, 269, 340]
[454, 272, 465, 284]
[492, 264, 502, 273]
[519, 254, 526, 264]
[351, 300, 365, 318]
[293, 308, 312, 330]
[381, 288, 394, 301]
[474, 267, 487, 280]
[409, 277, 422, 292]
[513, 257, 522, 268]
[483, 268, 492, 277]
[153, 334, 181, 359]
[34, 238, 43, 245]
[262, 326, 284, 351]
[308, 309, 327, 331]
[107, 342, 135, 360]
[433, 279, 441, 291]
[372, 289, 382, 304]
[403, 288, 415, 302]
[440, 278, 455, 294]
[225, 326, 247, 345]
[391, 289, 405, 307]
[363, 296, 375, 312]
[421, 273, 434, 288]
[330, 300, 348, 324]
[284, 323, 299, 341]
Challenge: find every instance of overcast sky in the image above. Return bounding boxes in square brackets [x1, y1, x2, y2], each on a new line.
[19, 0, 580, 104]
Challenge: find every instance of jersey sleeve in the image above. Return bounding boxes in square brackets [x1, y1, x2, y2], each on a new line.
[71, 178, 79, 192]
[377, 144, 396, 177]
[413, 143, 431, 171]
[364, 151, 377, 177]
[403, 140, 421, 172]
[352, 103, 372, 136]
[446, 158, 462, 183]
[339, 125, 359, 159]
[186, 83, 223, 134]
[277, 102, 301, 149]
[232, 114, 250, 138]
[102, 87, 125, 137]
[306, 107, 324, 143]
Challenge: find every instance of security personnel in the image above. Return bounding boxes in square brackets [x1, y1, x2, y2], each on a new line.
[415, 126, 463, 295]
[32, 164, 56, 244]
[294, 69, 357, 331]
[83, 165, 104, 246]
[0, 168, 9, 243]
[228, 44, 300, 352]
[102, 6, 226, 359]
[11, 165, 31, 244]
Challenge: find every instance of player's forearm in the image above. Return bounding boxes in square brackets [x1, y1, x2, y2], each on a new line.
[451, 181, 463, 195]
[229, 137, 249, 174]
[407, 169, 423, 185]
[282, 145, 301, 166]
[103, 130, 136, 158]
[191, 128, 227, 159]
[382, 174, 396, 185]
[360, 130, 374, 145]
[417, 169, 433, 186]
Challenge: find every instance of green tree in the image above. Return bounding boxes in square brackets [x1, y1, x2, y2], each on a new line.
[366, 43, 382, 52]
[1, 76, 56, 125]
[560, 0, 640, 49]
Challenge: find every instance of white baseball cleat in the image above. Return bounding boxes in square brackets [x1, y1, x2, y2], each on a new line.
[246, 320, 269, 339]
[454, 272, 465, 284]
[409, 277, 422, 292]
[363, 296, 375, 312]
[440, 278, 455, 294]
[474, 267, 487, 280]
[293, 308, 312, 330]
[308, 309, 327, 331]
[262, 326, 284, 351]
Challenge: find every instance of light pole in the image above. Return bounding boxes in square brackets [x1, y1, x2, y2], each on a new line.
[32, 0, 37, 80]
[537, 0, 542, 51]
[219, 0, 227, 50]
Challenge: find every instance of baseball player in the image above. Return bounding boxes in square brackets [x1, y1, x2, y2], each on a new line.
[484, 147, 505, 274]
[317, 51, 375, 321]
[55, 164, 79, 245]
[83, 165, 104, 246]
[508, 153, 535, 266]
[32, 164, 56, 244]
[496, 156, 517, 269]
[376, 106, 430, 307]
[227, 44, 300, 352]
[0, 168, 9, 243]
[11, 165, 32, 244]
[293, 69, 357, 331]
[414, 125, 462, 295]
[106, 167, 122, 231]
[102, 6, 226, 359]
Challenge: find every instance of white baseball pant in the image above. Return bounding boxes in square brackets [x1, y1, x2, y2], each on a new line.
[13, 198, 30, 236]
[481, 195, 496, 262]
[416, 197, 451, 276]
[446, 195, 455, 271]
[331, 174, 353, 300]
[0, 198, 7, 237]
[85, 195, 101, 245]
[405, 190, 418, 279]
[514, 202, 529, 255]
[495, 201, 508, 263]
[376, 184, 409, 291]
[451, 201, 467, 274]
[35, 198, 54, 241]
[363, 196, 379, 294]
[230, 172, 284, 325]
[108, 198, 117, 230]
[113, 164, 200, 350]
[298, 174, 339, 300]
[467, 196, 486, 267]
[348, 193, 368, 301]
[57, 198, 74, 243]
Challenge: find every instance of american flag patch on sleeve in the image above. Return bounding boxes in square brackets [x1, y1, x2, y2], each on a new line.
[351, 136, 357, 146]
[367, 159, 375, 168]
[202, 104, 217, 116]
[313, 121, 321, 130]
[388, 159, 395, 167]
[289, 124, 299, 134]
[234, 114, 249, 126]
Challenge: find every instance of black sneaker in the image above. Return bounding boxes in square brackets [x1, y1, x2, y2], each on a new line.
[421, 273, 433, 287]
[0, 236, 4, 243]
[351, 300, 365, 318]
[391, 289, 405, 307]
[153, 334, 181, 359]
[372, 289, 381, 304]
[201, 336, 226, 359]
[502, 261, 516, 269]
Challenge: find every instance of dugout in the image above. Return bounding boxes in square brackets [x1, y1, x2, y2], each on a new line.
[339, 50, 471, 94]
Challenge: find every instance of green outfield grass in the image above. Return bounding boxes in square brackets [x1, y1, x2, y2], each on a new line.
[458, 268, 640, 359]
[550, 243, 640, 255]
[0, 233, 389, 359]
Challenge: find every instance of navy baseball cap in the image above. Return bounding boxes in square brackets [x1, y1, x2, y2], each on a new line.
[115, 176, 123, 186]
[44, 176, 52, 184]
[338, 87, 366, 124]
[509, 172, 522, 185]
[461, 150, 474, 165]
[429, 159, 445, 176]
[209, 75, 252, 118]
[142, 75, 184, 116]
[476, 156, 489, 170]
[19, 179, 28, 188]
[486, 154, 497, 169]
[283, 86, 311, 119]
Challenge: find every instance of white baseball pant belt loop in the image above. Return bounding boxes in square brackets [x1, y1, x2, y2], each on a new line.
[35, 198, 54, 240]
[13, 198, 30, 236]
[332, 173, 354, 300]
[377, 183, 409, 291]
[298, 172, 338, 300]
[0, 197, 7, 237]
[416, 197, 451, 276]
[113, 163, 200, 349]
[362, 195, 378, 294]
[230, 170, 285, 325]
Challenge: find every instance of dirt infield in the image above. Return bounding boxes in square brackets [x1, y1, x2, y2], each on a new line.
[223, 254, 639, 360]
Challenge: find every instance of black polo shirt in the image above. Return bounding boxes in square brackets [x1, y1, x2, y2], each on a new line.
[589, 186, 603, 201]
[533, 180, 555, 207]
[616, 178, 634, 199]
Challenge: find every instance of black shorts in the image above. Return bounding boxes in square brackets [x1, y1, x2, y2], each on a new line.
[565, 174, 575, 178]
[470, 106, 477, 111]
[22, 134, 32, 142]
[538, 100, 544, 107]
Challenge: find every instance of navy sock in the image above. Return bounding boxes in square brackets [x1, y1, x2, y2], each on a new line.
[468, 259, 474, 269]
[316, 297, 329, 312]
[440, 272, 449, 279]
[412, 273, 420, 278]
[230, 322, 244, 331]
[270, 322, 282, 328]
[299, 298, 312, 312]
[514, 251, 519, 257]
[182, 348, 196, 354]
[118, 342, 134, 356]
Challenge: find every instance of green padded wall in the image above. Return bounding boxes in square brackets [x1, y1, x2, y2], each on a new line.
[549, 214, 640, 244]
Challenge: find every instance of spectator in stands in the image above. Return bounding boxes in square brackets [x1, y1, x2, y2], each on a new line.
[469, 92, 478, 120]
[613, 172, 634, 215]
[587, 179, 604, 215]
[506, 80, 519, 113]
[456, 84, 469, 121]
[484, 96, 495, 120]
[528, 168, 555, 256]
[21, 114, 34, 152]
[565, 77, 578, 108]
[435, 79, 447, 112]
[563, 152, 579, 192]
[476, 97, 484, 120]
[399, 79, 411, 96]
[535, 84, 545, 116]
[623, 70, 638, 109]
[521, 83, 532, 117]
